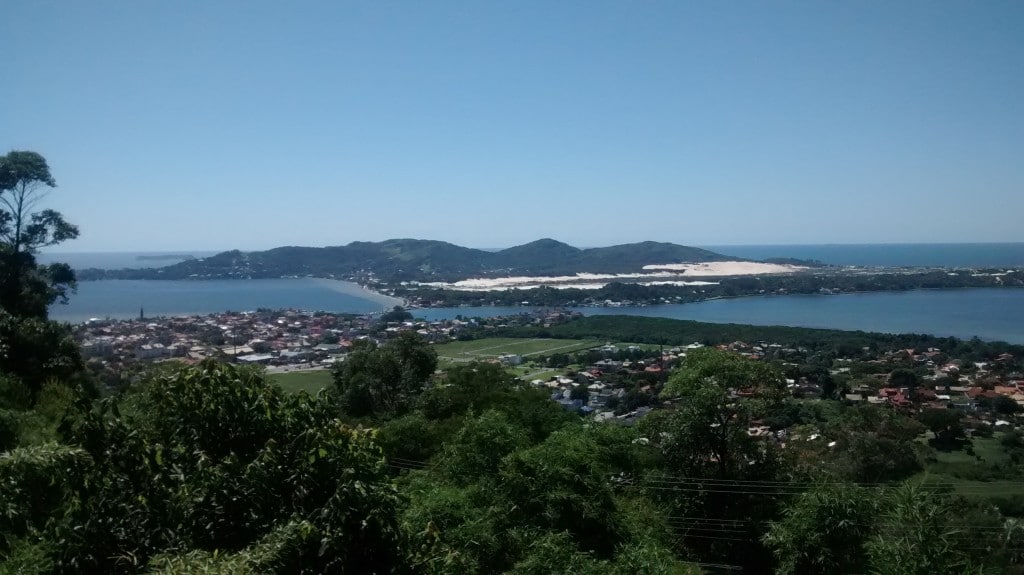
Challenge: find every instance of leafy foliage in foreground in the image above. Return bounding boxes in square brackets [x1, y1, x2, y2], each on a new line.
[2, 360, 403, 573]
[3, 334, 1024, 573]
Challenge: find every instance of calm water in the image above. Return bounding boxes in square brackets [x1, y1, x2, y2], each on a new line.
[46, 243, 1024, 342]
[50, 279, 399, 324]
[415, 289, 1024, 343]
[38, 251, 221, 270]
[581, 289, 1024, 343]
[51, 281, 1024, 343]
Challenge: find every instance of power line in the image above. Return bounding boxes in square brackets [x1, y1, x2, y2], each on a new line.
[384, 456, 1024, 490]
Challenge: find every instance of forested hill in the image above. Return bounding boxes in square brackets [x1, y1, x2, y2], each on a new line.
[76, 238, 739, 282]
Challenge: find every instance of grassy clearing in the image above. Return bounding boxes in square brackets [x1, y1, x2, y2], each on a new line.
[269, 369, 333, 395]
[917, 434, 1024, 504]
[926, 436, 1009, 467]
[434, 338, 601, 362]
[918, 472, 1024, 502]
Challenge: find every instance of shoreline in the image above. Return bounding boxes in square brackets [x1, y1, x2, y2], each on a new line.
[308, 278, 405, 308]
[47, 283, 1024, 343]
[403, 284, 1024, 311]
[49, 277, 407, 325]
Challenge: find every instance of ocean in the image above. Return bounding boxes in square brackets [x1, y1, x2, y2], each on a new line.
[37, 251, 221, 270]
[702, 243, 1024, 268]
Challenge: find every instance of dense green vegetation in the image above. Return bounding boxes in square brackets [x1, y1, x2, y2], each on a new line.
[0, 150, 88, 403]
[6, 154, 1024, 572]
[77, 238, 733, 282]
[8, 334, 1024, 572]
[496, 314, 1024, 359]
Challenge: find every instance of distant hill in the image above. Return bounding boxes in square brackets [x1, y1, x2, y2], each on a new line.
[75, 239, 740, 282]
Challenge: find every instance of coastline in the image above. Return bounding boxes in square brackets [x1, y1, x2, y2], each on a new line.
[406, 284, 1024, 310]
[49, 278, 407, 324]
[47, 280, 1024, 342]
[309, 278, 405, 308]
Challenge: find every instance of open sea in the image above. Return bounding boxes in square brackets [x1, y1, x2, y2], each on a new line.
[702, 243, 1024, 268]
[43, 244, 1024, 343]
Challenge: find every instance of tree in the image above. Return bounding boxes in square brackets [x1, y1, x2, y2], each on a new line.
[0, 151, 79, 319]
[888, 368, 920, 399]
[7, 360, 408, 573]
[864, 485, 995, 574]
[992, 394, 1022, 415]
[569, 385, 589, 403]
[331, 331, 437, 418]
[646, 348, 787, 567]
[764, 483, 876, 574]
[658, 348, 786, 478]
[379, 305, 413, 323]
[0, 310, 84, 397]
[440, 410, 529, 483]
[418, 362, 519, 420]
[918, 408, 964, 447]
[498, 428, 622, 555]
[830, 432, 923, 483]
[819, 405, 925, 483]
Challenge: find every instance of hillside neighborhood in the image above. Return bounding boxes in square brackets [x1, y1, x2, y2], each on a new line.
[75, 309, 1024, 437]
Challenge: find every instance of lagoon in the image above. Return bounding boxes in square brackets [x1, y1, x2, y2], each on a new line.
[51, 280, 1024, 343]
[414, 289, 1024, 343]
[50, 279, 401, 324]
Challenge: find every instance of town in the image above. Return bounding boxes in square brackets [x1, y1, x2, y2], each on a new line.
[74, 308, 1024, 437]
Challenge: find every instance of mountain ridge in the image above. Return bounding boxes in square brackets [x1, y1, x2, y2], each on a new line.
[75, 239, 740, 282]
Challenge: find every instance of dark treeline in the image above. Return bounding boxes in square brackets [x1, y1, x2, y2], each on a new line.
[493, 315, 1024, 360]
[396, 269, 1024, 308]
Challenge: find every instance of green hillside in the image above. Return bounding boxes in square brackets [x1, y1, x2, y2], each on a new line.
[76, 238, 740, 282]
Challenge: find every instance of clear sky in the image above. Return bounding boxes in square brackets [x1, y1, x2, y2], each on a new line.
[4, 1, 1023, 252]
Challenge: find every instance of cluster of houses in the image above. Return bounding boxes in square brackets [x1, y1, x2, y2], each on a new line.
[75, 309, 578, 376]
[76, 310, 1023, 439]
[523, 336, 1024, 438]
[842, 348, 1023, 413]
[76, 310, 458, 371]
[527, 338, 822, 426]
[527, 342, 707, 425]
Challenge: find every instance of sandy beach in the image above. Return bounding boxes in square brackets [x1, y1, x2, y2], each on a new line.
[311, 278, 405, 307]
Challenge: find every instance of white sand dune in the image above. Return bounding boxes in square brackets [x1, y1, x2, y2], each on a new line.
[411, 261, 802, 292]
[641, 261, 806, 276]
[418, 273, 724, 292]
[415, 262, 803, 292]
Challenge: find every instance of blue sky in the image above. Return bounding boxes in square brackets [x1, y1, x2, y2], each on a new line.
[4, 1, 1022, 252]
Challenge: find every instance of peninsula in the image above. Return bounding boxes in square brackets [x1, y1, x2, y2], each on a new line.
[76, 238, 762, 282]
[72, 238, 1022, 309]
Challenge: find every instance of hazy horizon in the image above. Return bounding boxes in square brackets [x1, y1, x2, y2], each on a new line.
[37, 240, 1024, 256]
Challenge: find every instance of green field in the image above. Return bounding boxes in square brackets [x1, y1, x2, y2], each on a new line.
[434, 338, 601, 363]
[917, 435, 1024, 504]
[271, 338, 603, 393]
[269, 369, 334, 394]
